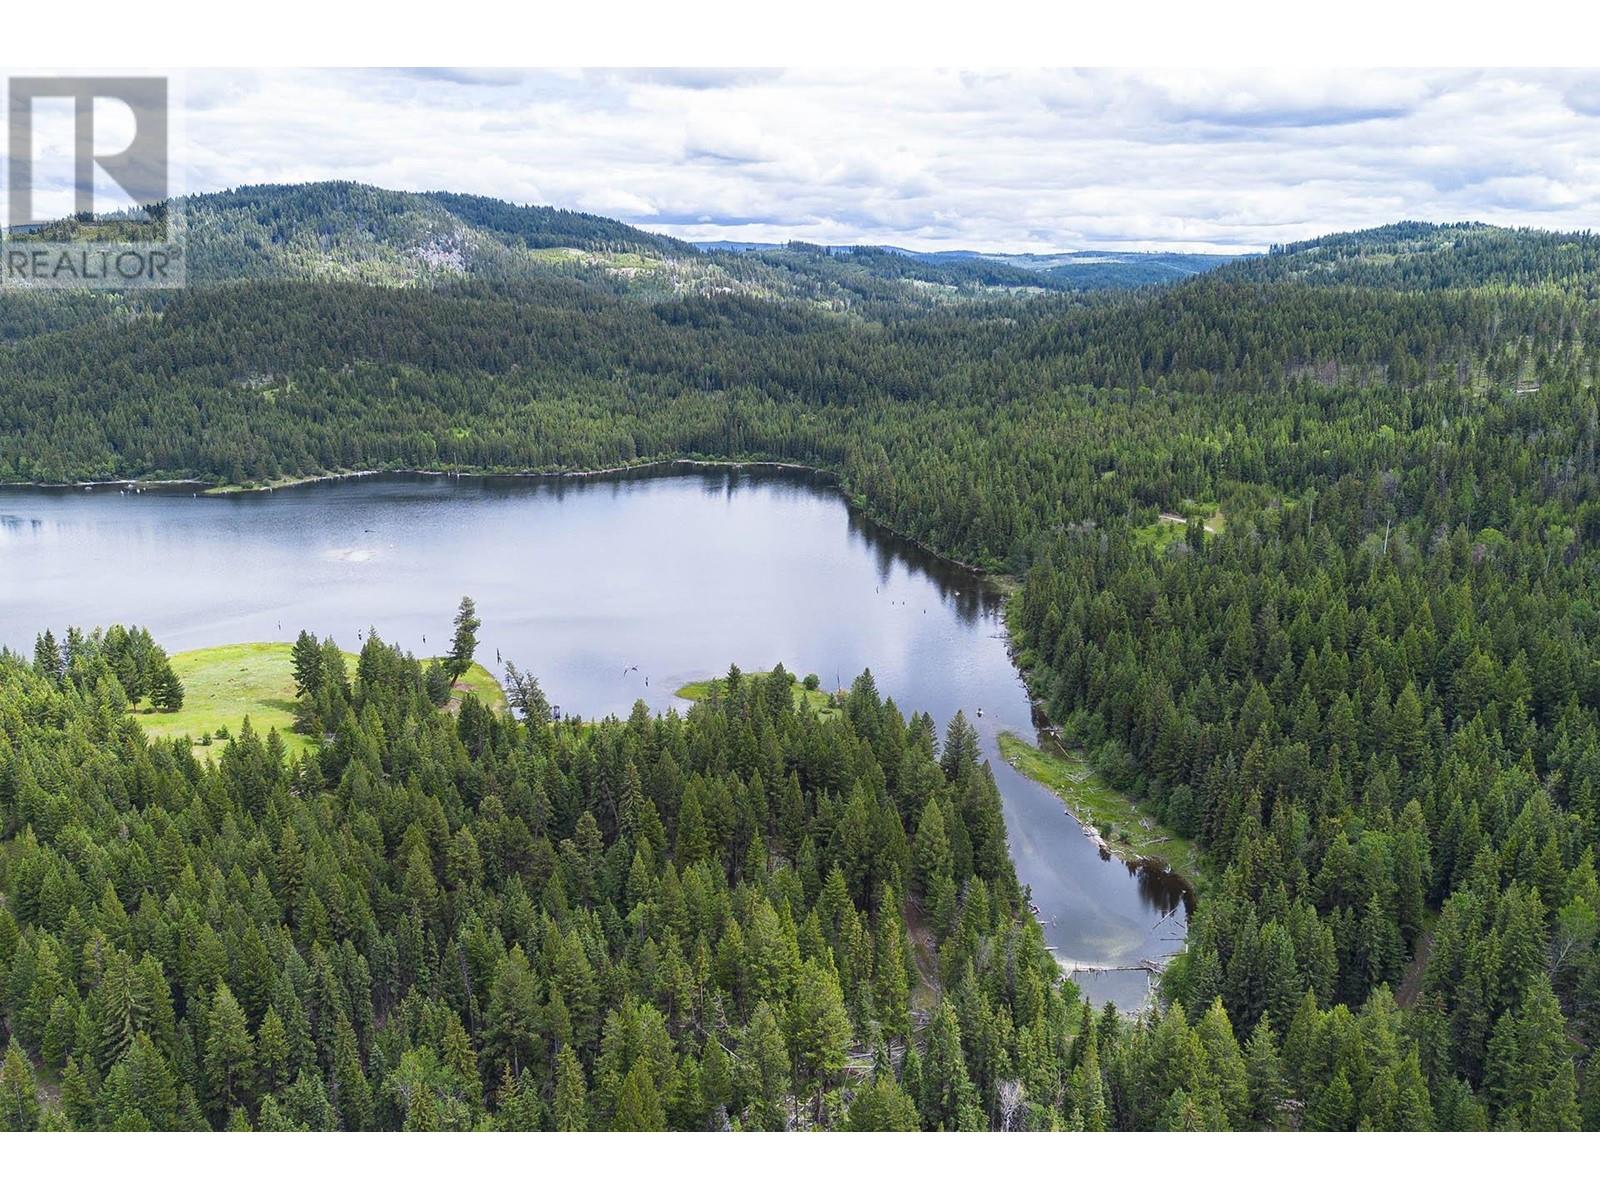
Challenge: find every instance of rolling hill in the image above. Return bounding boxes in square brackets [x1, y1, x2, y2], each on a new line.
[5, 181, 1236, 309]
[1215, 220, 1600, 293]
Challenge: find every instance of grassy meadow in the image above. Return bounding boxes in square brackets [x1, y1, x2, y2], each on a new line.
[135, 642, 503, 759]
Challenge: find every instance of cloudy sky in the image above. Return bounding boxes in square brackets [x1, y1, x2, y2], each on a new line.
[99, 68, 1600, 252]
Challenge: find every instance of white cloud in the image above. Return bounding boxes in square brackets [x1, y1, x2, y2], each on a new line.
[167, 68, 1600, 253]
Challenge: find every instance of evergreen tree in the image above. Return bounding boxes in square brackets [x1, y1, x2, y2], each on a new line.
[33, 629, 63, 682]
[1306, 1069, 1357, 1132]
[331, 1015, 371, 1132]
[1245, 1020, 1285, 1130]
[735, 1003, 791, 1131]
[787, 960, 853, 1122]
[920, 1001, 982, 1131]
[257, 1006, 291, 1094]
[148, 653, 185, 712]
[291, 630, 324, 696]
[203, 983, 255, 1119]
[612, 1061, 666, 1132]
[0, 1039, 41, 1132]
[483, 947, 542, 1082]
[447, 596, 481, 684]
[553, 1045, 588, 1132]
[59, 1056, 96, 1131]
[846, 1074, 921, 1131]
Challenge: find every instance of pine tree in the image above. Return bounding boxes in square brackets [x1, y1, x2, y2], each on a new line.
[1393, 801, 1431, 947]
[256, 1006, 291, 1094]
[33, 629, 63, 682]
[423, 660, 452, 706]
[874, 889, 914, 1043]
[1580, 1049, 1600, 1132]
[440, 1012, 480, 1117]
[612, 1060, 666, 1131]
[553, 1044, 588, 1131]
[912, 798, 954, 917]
[735, 1002, 791, 1131]
[281, 1068, 335, 1132]
[675, 791, 709, 867]
[503, 661, 551, 726]
[446, 595, 481, 684]
[493, 1066, 540, 1132]
[787, 960, 853, 1123]
[330, 1014, 371, 1132]
[149, 654, 185, 711]
[1196, 997, 1247, 1128]
[59, 1055, 96, 1131]
[256, 1094, 299, 1132]
[699, 1036, 733, 1125]
[1388, 682, 1425, 770]
[483, 946, 542, 1082]
[95, 952, 145, 1072]
[120, 1033, 179, 1131]
[1389, 1050, 1434, 1131]
[940, 711, 979, 782]
[920, 1000, 982, 1131]
[204, 983, 255, 1119]
[42, 994, 76, 1068]
[1072, 1025, 1108, 1132]
[291, 630, 323, 696]
[1245, 1019, 1285, 1130]
[1306, 1068, 1357, 1132]
[846, 1074, 921, 1130]
[0, 1039, 41, 1131]
[1530, 1060, 1582, 1132]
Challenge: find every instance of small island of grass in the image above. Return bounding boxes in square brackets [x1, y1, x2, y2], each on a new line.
[135, 641, 504, 758]
[675, 668, 840, 719]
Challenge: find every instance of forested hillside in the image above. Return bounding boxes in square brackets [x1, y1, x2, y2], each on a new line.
[182, 183, 697, 287]
[708, 244, 1238, 290]
[0, 635, 1084, 1130]
[700, 242, 1238, 293]
[2, 193, 1600, 1129]
[8, 182, 1110, 309]
[1222, 222, 1600, 295]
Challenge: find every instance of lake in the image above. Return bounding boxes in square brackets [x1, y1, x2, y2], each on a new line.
[0, 467, 1188, 1006]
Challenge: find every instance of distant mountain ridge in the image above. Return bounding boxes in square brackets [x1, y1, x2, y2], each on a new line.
[4, 180, 1240, 303]
[150, 182, 1163, 306]
[700, 240, 1242, 290]
[10, 183, 1600, 305]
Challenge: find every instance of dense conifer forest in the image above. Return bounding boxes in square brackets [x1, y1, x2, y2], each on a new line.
[2, 187, 1599, 1129]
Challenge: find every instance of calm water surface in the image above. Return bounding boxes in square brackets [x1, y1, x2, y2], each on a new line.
[0, 469, 1187, 1006]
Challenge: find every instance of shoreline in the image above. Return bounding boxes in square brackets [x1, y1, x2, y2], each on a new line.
[0, 458, 826, 492]
[997, 729, 1203, 897]
[1, 457, 999, 575]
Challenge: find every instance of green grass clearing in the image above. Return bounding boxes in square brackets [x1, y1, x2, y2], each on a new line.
[134, 642, 504, 759]
[442, 661, 507, 714]
[1133, 504, 1226, 552]
[676, 670, 841, 719]
[998, 731, 1205, 886]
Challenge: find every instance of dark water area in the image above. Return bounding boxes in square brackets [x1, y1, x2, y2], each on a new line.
[0, 468, 1188, 1007]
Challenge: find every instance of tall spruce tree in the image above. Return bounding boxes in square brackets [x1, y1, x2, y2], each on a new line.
[446, 596, 481, 684]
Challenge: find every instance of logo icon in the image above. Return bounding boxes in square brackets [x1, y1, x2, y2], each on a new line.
[3, 74, 185, 288]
